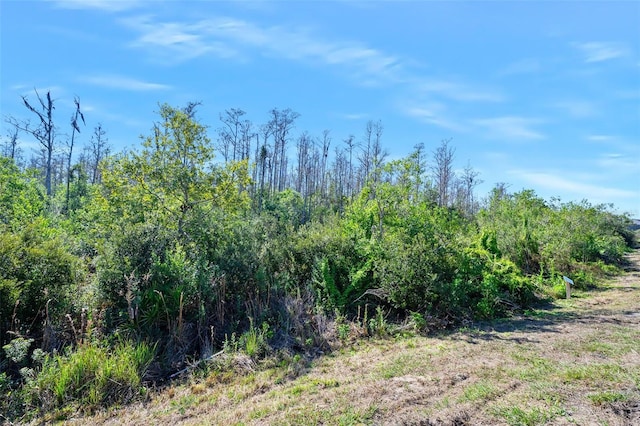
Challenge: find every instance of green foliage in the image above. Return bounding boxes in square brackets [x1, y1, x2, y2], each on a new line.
[371, 205, 465, 316]
[239, 319, 271, 357]
[96, 103, 250, 237]
[292, 215, 373, 314]
[409, 311, 427, 332]
[479, 190, 546, 275]
[493, 404, 564, 426]
[0, 158, 46, 229]
[588, 390, 628, 406]
[3, 337, 33, 366]
[264, 189, 305, 227]
[0, 222, 81, 349]
[314, 257, 359, 312]
[334, 311, 351, 343]
[2, 99, 635, 422]
[459, 245, 535, 318]
[90, 104, 256, 362]
[459, 381, 499, 402]
[478, 190, 631, 288]
[368, 306, 390, 337]
[24, 341, 154, 415]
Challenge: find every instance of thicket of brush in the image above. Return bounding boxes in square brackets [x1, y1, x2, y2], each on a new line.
[1, 104, 635, 422]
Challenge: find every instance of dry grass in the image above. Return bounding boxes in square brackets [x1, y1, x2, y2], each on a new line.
[61, 251, 640, 425]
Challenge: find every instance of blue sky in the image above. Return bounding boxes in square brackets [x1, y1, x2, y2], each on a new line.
[1, 0, 639, 216]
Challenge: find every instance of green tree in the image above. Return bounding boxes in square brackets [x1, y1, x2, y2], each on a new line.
[479, 189, 546, 275]
[0, 157, 46, 229]
[0, 222, 81, 349]
[97, 103, 250, 236]
[89, 103, 252, 370]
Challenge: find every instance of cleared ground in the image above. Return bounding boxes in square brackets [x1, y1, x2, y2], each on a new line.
[66, 251, 640, 425]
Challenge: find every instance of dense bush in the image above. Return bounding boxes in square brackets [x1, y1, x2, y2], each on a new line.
[0, 158, 46, 228]
[478, 190, 633, 287]
[0, 222, 82, 351]
[1, 103, 635, 421]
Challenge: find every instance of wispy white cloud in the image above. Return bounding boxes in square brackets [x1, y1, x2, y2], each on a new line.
[597, 153, 638, 172]
[14, 137, 42, 153]
[417, 79, 504, 102]
[12, 85, 66, 100]
[49, 0, 142, 12]
[573, 41, 629, 63]
[500, 58, 541, 76]
[585, 135, 640, 163]
[587, 134, 614, 142]
[122, 15, 405, 85]
[338, 113, 368, 120]
[553, 100, 598, 119]
[80, 74, 171, 91]
[595, 152, 640, 179]
[514, 170, 637, 201]
[9, 84, 29, 91]
[121, 13, 512, 131]
[122, 16, 239, 63]
[402, 103, 465, 132]
[472, 116, 544, 141]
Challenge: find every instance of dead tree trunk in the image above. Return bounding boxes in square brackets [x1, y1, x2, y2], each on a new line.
[65, 97, 85, 213]
[21, 90, 56, 196]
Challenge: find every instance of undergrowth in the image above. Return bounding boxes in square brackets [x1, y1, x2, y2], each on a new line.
[14, 341, 154, 420]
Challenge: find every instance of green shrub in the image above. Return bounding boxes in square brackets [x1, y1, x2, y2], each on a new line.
[0, 157, 46, 229]
[3, 337, 33, 365]
[239, 320, 271, 357]
[0, 224, 81, 350]
[459, 246, 535, 319]
[24, 341, 154, 415]
[374, 230, 457, 314]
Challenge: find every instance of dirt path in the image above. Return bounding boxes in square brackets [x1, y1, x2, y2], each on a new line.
[73, 251, 640, 426]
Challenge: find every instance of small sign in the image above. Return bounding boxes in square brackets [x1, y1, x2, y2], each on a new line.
[562, 276, 573, 299]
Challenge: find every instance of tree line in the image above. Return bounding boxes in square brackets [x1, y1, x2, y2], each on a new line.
[2, 91, 480, 219]
[0, 92, 635, 421]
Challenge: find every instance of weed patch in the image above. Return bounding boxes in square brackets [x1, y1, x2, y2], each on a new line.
[459, 380, 500, 402]
[23, 341, 153, 417]
[588, 390, 629, 406]
[492, 404, 565, 426]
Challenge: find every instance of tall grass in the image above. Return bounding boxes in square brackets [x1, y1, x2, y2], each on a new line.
[24, 341, 154, 414]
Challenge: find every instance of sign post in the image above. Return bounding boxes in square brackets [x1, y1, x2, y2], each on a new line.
[563, 276, 574, 299]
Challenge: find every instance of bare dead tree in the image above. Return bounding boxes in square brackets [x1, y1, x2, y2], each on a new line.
[458, 162, 482, 216]
[20, 90, 57, 196]
[411, 143, 427, 201]
[370, 120, 386, 186]
[85, 123, 109, 184]
[432, 139, 456, 207]
[239, 119, 254, 161]
[332, 145, 348, 213]
[254, 123, 272, 210]
[358, 121, 373, 187]
[295, 132, 312, 195]
[218, 108, 246, 163]
[65, 96, 85, 213]
[358, 120, 386, 191]
[319, 130, 331, 203]
[267, 108, 299, 192]
[343, 135, 356, 200]
[2, 118, 22, 163]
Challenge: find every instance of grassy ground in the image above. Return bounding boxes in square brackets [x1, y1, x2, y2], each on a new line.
[60, 251, 640, 426]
